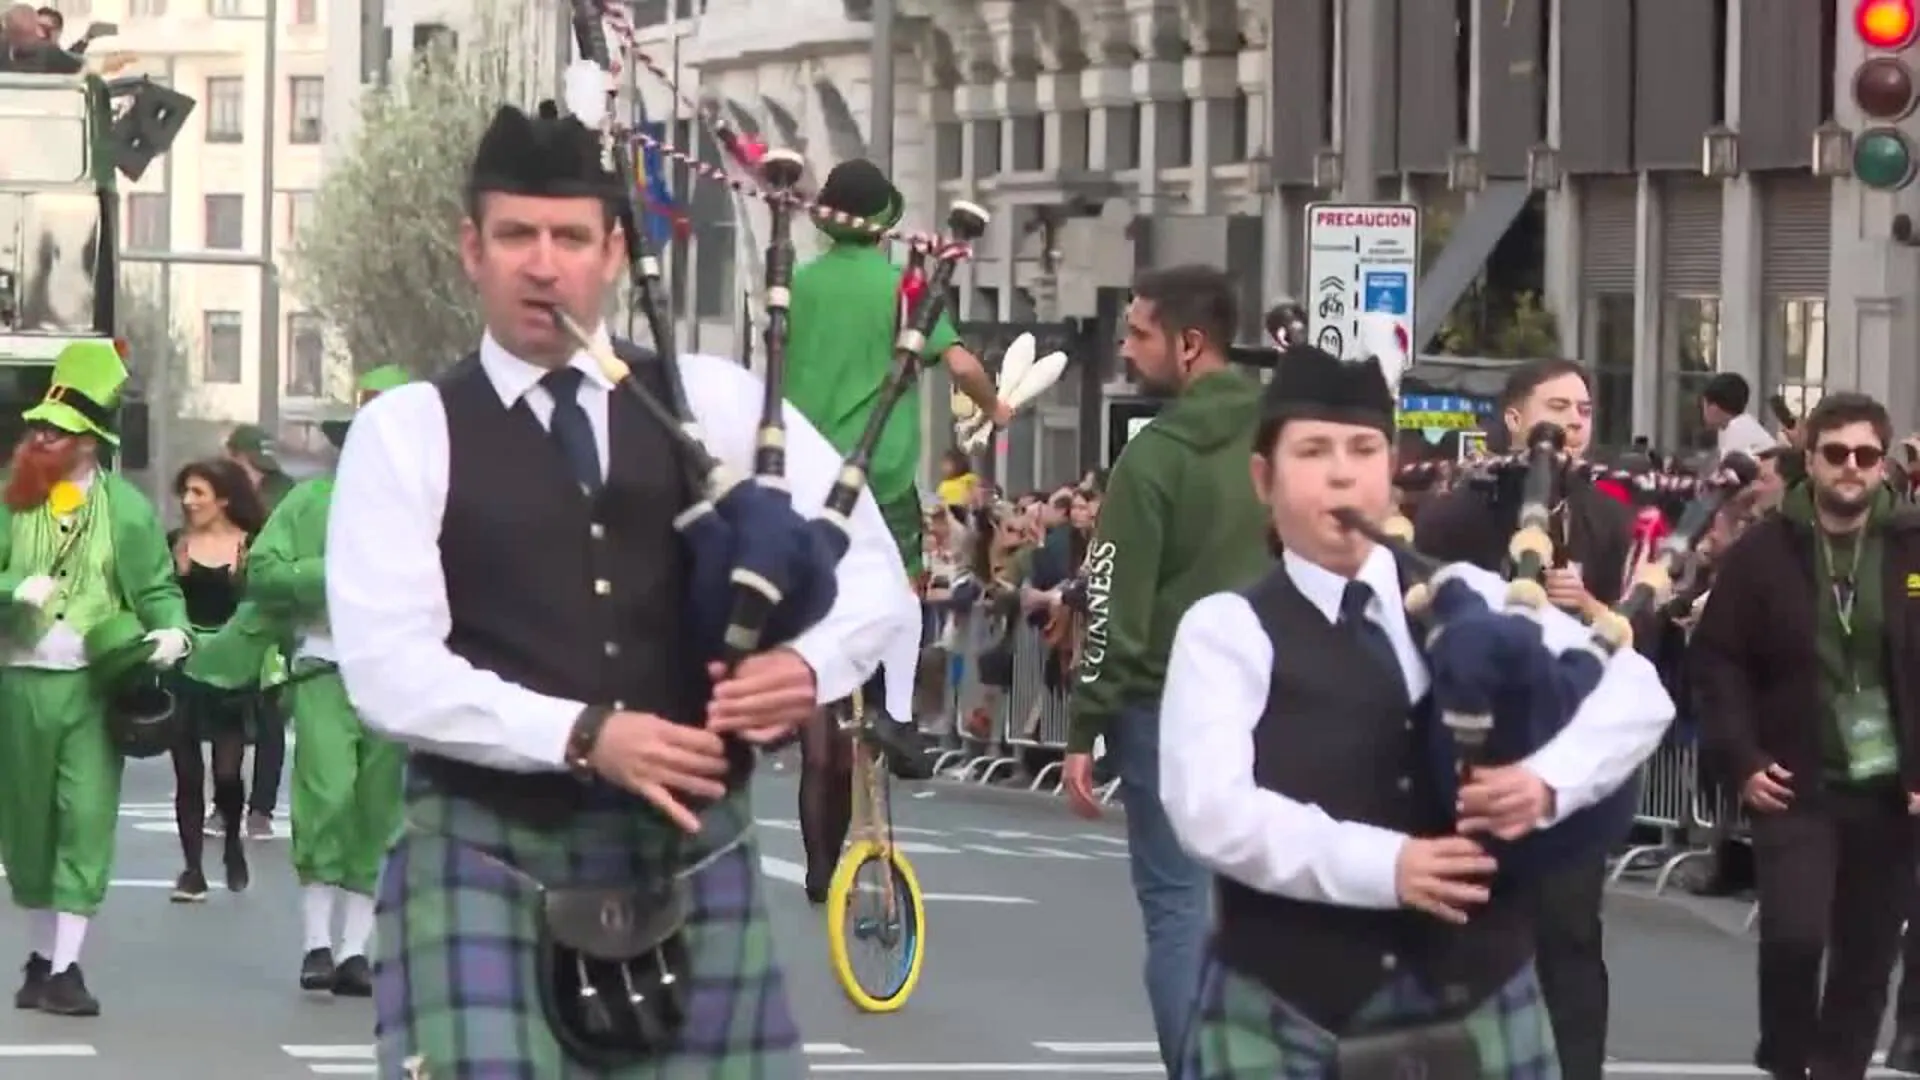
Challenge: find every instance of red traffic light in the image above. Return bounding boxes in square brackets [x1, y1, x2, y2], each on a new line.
[1858, 0, 1918, 49]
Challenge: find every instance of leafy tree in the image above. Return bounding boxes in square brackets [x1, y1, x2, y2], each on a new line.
[1421, 209, 1563, 359]
[286, 2, 547, 374]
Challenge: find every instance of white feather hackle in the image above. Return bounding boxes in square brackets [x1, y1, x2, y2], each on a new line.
[562, 59, 609, 129]
[1353, 312, 1408, 395]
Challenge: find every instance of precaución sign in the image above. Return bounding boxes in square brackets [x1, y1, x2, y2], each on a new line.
[1304, 203, 1421, 363]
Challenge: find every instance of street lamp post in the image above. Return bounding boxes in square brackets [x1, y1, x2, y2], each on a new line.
[256, 0, 281, 435]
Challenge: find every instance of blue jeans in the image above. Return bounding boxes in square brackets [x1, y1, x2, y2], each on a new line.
[1110, 701, 1212, 1071]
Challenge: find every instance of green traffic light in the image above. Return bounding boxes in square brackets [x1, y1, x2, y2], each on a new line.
[1854, 127, 1917, 190]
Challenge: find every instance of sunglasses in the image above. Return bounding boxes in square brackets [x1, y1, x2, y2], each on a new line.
[1816, 443, 1885, 469]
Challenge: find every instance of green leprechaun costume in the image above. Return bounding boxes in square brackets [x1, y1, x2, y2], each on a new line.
[0, 340, 192, 1018]
[187, 366, 412, 997]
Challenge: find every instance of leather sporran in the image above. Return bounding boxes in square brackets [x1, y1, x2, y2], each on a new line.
[536, 879, 692, 1068]
[1333, 1015, 1482, 1080]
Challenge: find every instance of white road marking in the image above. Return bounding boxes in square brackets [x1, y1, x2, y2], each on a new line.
[1033, 1042, 1159, 1054]
[757, 855, 1034, 904]
[1604, 1066, 1903, 1077]
[0, 1045, 96, 1057]
[810, 1064, 1162, 1074]
[285, 1046, 374, 1059]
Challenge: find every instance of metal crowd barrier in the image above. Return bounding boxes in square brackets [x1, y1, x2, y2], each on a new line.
[916, 606, 1120, 805]
[1606, 731, 1754, 913]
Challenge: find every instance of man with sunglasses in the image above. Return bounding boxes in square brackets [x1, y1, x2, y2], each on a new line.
[1692, 392, 1920, 1080]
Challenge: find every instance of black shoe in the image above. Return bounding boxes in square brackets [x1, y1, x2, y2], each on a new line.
[330, 955, 372, 998]
[171, 868, 209, 903]
[1887, 1031, 1920, 1074]
[804, 884, 828, 906]
[299, 947, 336, 991]
[37, 965, 98, 1017]
[14, 955, 48, 1009]
[867, 716, 933, 781]
[223, 834, 250, 893]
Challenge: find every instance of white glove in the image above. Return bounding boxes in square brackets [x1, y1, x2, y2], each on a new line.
[12, 575, 54, 609]
[144, 628, 191, 668]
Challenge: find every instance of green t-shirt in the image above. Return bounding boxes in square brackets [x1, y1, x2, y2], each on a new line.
[783, 241, 961, 506]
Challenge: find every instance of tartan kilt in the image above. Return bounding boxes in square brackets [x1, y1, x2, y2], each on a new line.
[1176, 954, 1559, 1080]
[373, 783, 803, 1079]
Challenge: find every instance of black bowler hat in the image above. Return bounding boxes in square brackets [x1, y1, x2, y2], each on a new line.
[814, 158, 902, 242]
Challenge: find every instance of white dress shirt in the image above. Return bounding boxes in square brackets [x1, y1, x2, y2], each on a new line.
[1158, 545, 1674, 909]
[325, 328, 917, 772]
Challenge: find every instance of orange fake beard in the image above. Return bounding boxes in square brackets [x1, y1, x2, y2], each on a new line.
[4, 432, 84, 512]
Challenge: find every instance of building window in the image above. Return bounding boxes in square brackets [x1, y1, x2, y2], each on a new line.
[209, 0, 244, 16]
[206, 77, 243, 143]
[203, 194, 243, 250]
[286, 190, 314, 241]
[125, 192, 169, 251]
[128, 0, 165, 15]
[934, 122, 962, 181]
[292, 0, 314, 23]
[1765, 297, 1829, 418]
[285, 313, 324, 397]
[288, 77, 323, 144]
[202, 310, 243, 384]
[1660, 295, 1723, 450]
[1584, 293, 1635, 449]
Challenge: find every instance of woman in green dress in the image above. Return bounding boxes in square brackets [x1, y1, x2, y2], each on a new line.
[165, 458, 265, 902]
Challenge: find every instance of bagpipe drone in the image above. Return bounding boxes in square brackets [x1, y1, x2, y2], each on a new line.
[1327, 315, 1758, 874]
[555, 1, 988, 671]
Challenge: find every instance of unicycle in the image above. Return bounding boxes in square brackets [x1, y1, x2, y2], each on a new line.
[824, 687, 926, 1012]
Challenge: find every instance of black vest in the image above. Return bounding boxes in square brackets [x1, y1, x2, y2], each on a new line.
[410, 342, 713, 826]
[1213, 563, 1532, 1032]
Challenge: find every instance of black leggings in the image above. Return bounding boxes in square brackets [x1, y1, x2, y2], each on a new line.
[798, 670, 888, 892]
[171, 727, 247, 873]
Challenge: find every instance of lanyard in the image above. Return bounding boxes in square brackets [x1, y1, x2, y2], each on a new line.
[1818, 530, 1868, 639]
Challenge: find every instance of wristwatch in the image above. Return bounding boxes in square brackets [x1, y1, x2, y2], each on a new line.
[565, 705, 615, 781]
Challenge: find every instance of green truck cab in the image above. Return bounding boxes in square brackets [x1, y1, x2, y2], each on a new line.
[0, 69, 191, 468]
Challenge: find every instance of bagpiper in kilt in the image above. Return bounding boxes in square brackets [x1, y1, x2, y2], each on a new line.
[1157, 338, 1674, 1080]
[325, 98, 912, 1079]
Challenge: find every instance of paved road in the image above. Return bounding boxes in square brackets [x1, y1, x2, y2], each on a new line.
[0, 753, 1906, 1077]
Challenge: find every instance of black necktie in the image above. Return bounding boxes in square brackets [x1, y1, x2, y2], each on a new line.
[541, 367, 601, 496]
[1340, 580, 1405, 693]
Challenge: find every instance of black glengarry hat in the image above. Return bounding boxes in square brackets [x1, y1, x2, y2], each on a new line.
[468, 101, 624, 202]
[1257, 315, 1410, 438]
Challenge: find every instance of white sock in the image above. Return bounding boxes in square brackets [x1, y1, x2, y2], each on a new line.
[28, 909, 54, 960]
[301, 884, 337, 952]
[50, 914, 86, 973]
[339, 892, 376, 960]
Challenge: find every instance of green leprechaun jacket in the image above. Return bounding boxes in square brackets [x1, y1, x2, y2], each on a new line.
[0, 472, 189, 648]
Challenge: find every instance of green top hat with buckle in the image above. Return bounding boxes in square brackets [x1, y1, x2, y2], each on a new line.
[84, 611, 157, 690]
[320, 365, 414, 448]
[21, 340, 128, 446]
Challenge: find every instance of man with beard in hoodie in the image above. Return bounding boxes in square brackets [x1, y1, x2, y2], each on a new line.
[1061, 264, 1272, 1071]
[0, 340, 191, 1017]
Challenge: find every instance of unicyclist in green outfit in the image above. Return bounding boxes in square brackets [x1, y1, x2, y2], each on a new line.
[0, 340, 193, 1018]
[187, 366, 413, 997]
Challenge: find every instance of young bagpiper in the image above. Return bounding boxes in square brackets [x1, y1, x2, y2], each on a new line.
[327, 100, 908, 1076]
[187, 365, 414, 998]
[1157, 342, 1674, 1078]
[0, 339, 192, 1017]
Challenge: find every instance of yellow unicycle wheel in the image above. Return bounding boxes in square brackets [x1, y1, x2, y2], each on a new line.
[825, 839, 927, 1012]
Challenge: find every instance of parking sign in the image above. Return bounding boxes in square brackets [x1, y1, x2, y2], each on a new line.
[1304, 203, 1421, 362]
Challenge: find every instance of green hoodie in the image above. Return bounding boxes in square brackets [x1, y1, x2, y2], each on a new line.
[1067, 369, 1271, 752]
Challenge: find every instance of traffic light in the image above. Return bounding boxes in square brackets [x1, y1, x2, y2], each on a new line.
[1853, 0, 1920, 190]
